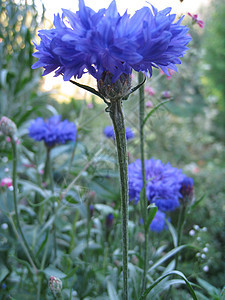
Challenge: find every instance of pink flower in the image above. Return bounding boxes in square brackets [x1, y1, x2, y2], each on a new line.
[1, 177, 13, 188]
[162, 91, 171, 99]
[6, 136, 20, 144]
[188, 13, 204, 28]
[145, 86, 155, 96]
[146, 100, 153, 108]
[87, 103, 93, 109]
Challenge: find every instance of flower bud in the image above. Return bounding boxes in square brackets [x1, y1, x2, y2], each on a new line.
[179, 176, 194, 205]
[97, 71, 131, 101]
[0, 177, 13, 188]
[49, 276, 62, 296]
[0, 116, 17, 137]
[136, 232, 145, 244]
[105, 213, 114, 229]
[89, 204, 94, 217]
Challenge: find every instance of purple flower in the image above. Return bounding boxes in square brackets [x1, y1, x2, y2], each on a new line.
[128, 158, 185, 211]
[150, 210, 167, 232]
[104, 125, 134, 140]
[29, 115, 76, 147]
[32, 0, 191, 83]
[179, 176, 194, 204]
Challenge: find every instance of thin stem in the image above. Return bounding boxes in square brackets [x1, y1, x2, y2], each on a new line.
[10, 138, 40, 269]
[138, 72, 148, 296]
[109, 99, 129, 300]
[175, 205, 187, 269]
[45, 147, 57, 260]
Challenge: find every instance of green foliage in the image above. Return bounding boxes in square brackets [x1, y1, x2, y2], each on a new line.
[202, 0, 225, 138]
[0, 0, 54, 123]
[203, 0, 225, 108]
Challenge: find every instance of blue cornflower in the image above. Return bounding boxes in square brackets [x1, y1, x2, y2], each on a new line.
[179, 175, 194, 204]
[128, 158, 185, 211]
[104, 125, 134, 140]
[29, 115, 76, 147]
[32, 0, 191, 83]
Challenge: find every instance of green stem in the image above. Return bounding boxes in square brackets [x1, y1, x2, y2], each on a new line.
[10, 138, 40, 269]
[175, 205, 187, 269]
[109, 99, 129, 300]
[45, 147, 57, 260]
[138, 72, 148, 296]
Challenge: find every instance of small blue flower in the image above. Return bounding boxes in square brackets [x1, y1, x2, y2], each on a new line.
[128, 158, 185, 211]
[2, 283, 7, 289]
[150, 210, 167, 233]
[104, 125, 134, 140]
[32, 0, 191, 83]
[29, 115, 76, 147]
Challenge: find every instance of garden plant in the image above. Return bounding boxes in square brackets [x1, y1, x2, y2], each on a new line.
[0, 0, 225, 299]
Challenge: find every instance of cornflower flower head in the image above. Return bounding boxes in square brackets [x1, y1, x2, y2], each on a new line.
[104, 125, 134, 140]
[179, 175, 194, 204]
[29, 115, 76, 147]
[128, 158, 184, 211]
[32, 0, 191, 100]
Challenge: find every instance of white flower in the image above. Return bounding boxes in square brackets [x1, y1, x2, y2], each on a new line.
[193, 225, 200, 230]
[201, 254, 206, 259]
[189, 229, 195, 236]
[1, 223, 8, 230]
[203, 265, 209, 272]
[2, 157, 8, 163]
[203, 247, 208, 253]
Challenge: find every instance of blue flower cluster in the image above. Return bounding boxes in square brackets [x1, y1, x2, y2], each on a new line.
[104, 125, 134, 140]
[32, 0, 191, 82]
[29, 115, 76, 147]
[128, 158, 194, 232]
[128, 158, 184, 210]
[129, 158, 190, 232]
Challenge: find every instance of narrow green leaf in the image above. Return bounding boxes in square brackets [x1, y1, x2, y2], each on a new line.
[139, 270, 197, 300]
[146, 204, 158, 230]
[190, 194, 205, 212]
[0, 265, 9, 282]
[35, 230, 49, 258]
[197, 277, 220, 296]
[166, 220, 178, 248]
[149, 279, 186, 297]
[142, 99, 172, 127]
[107, 280, 120, 300]
[148, 245, 187, 273]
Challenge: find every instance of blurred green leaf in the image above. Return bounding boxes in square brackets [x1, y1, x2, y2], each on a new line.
[107, 280, 119, 300]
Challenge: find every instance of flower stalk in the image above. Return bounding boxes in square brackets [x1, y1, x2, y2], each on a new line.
[138, 72, 148, 296]
[10, 137, 40, 269]
[109, 99, 129, 300]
